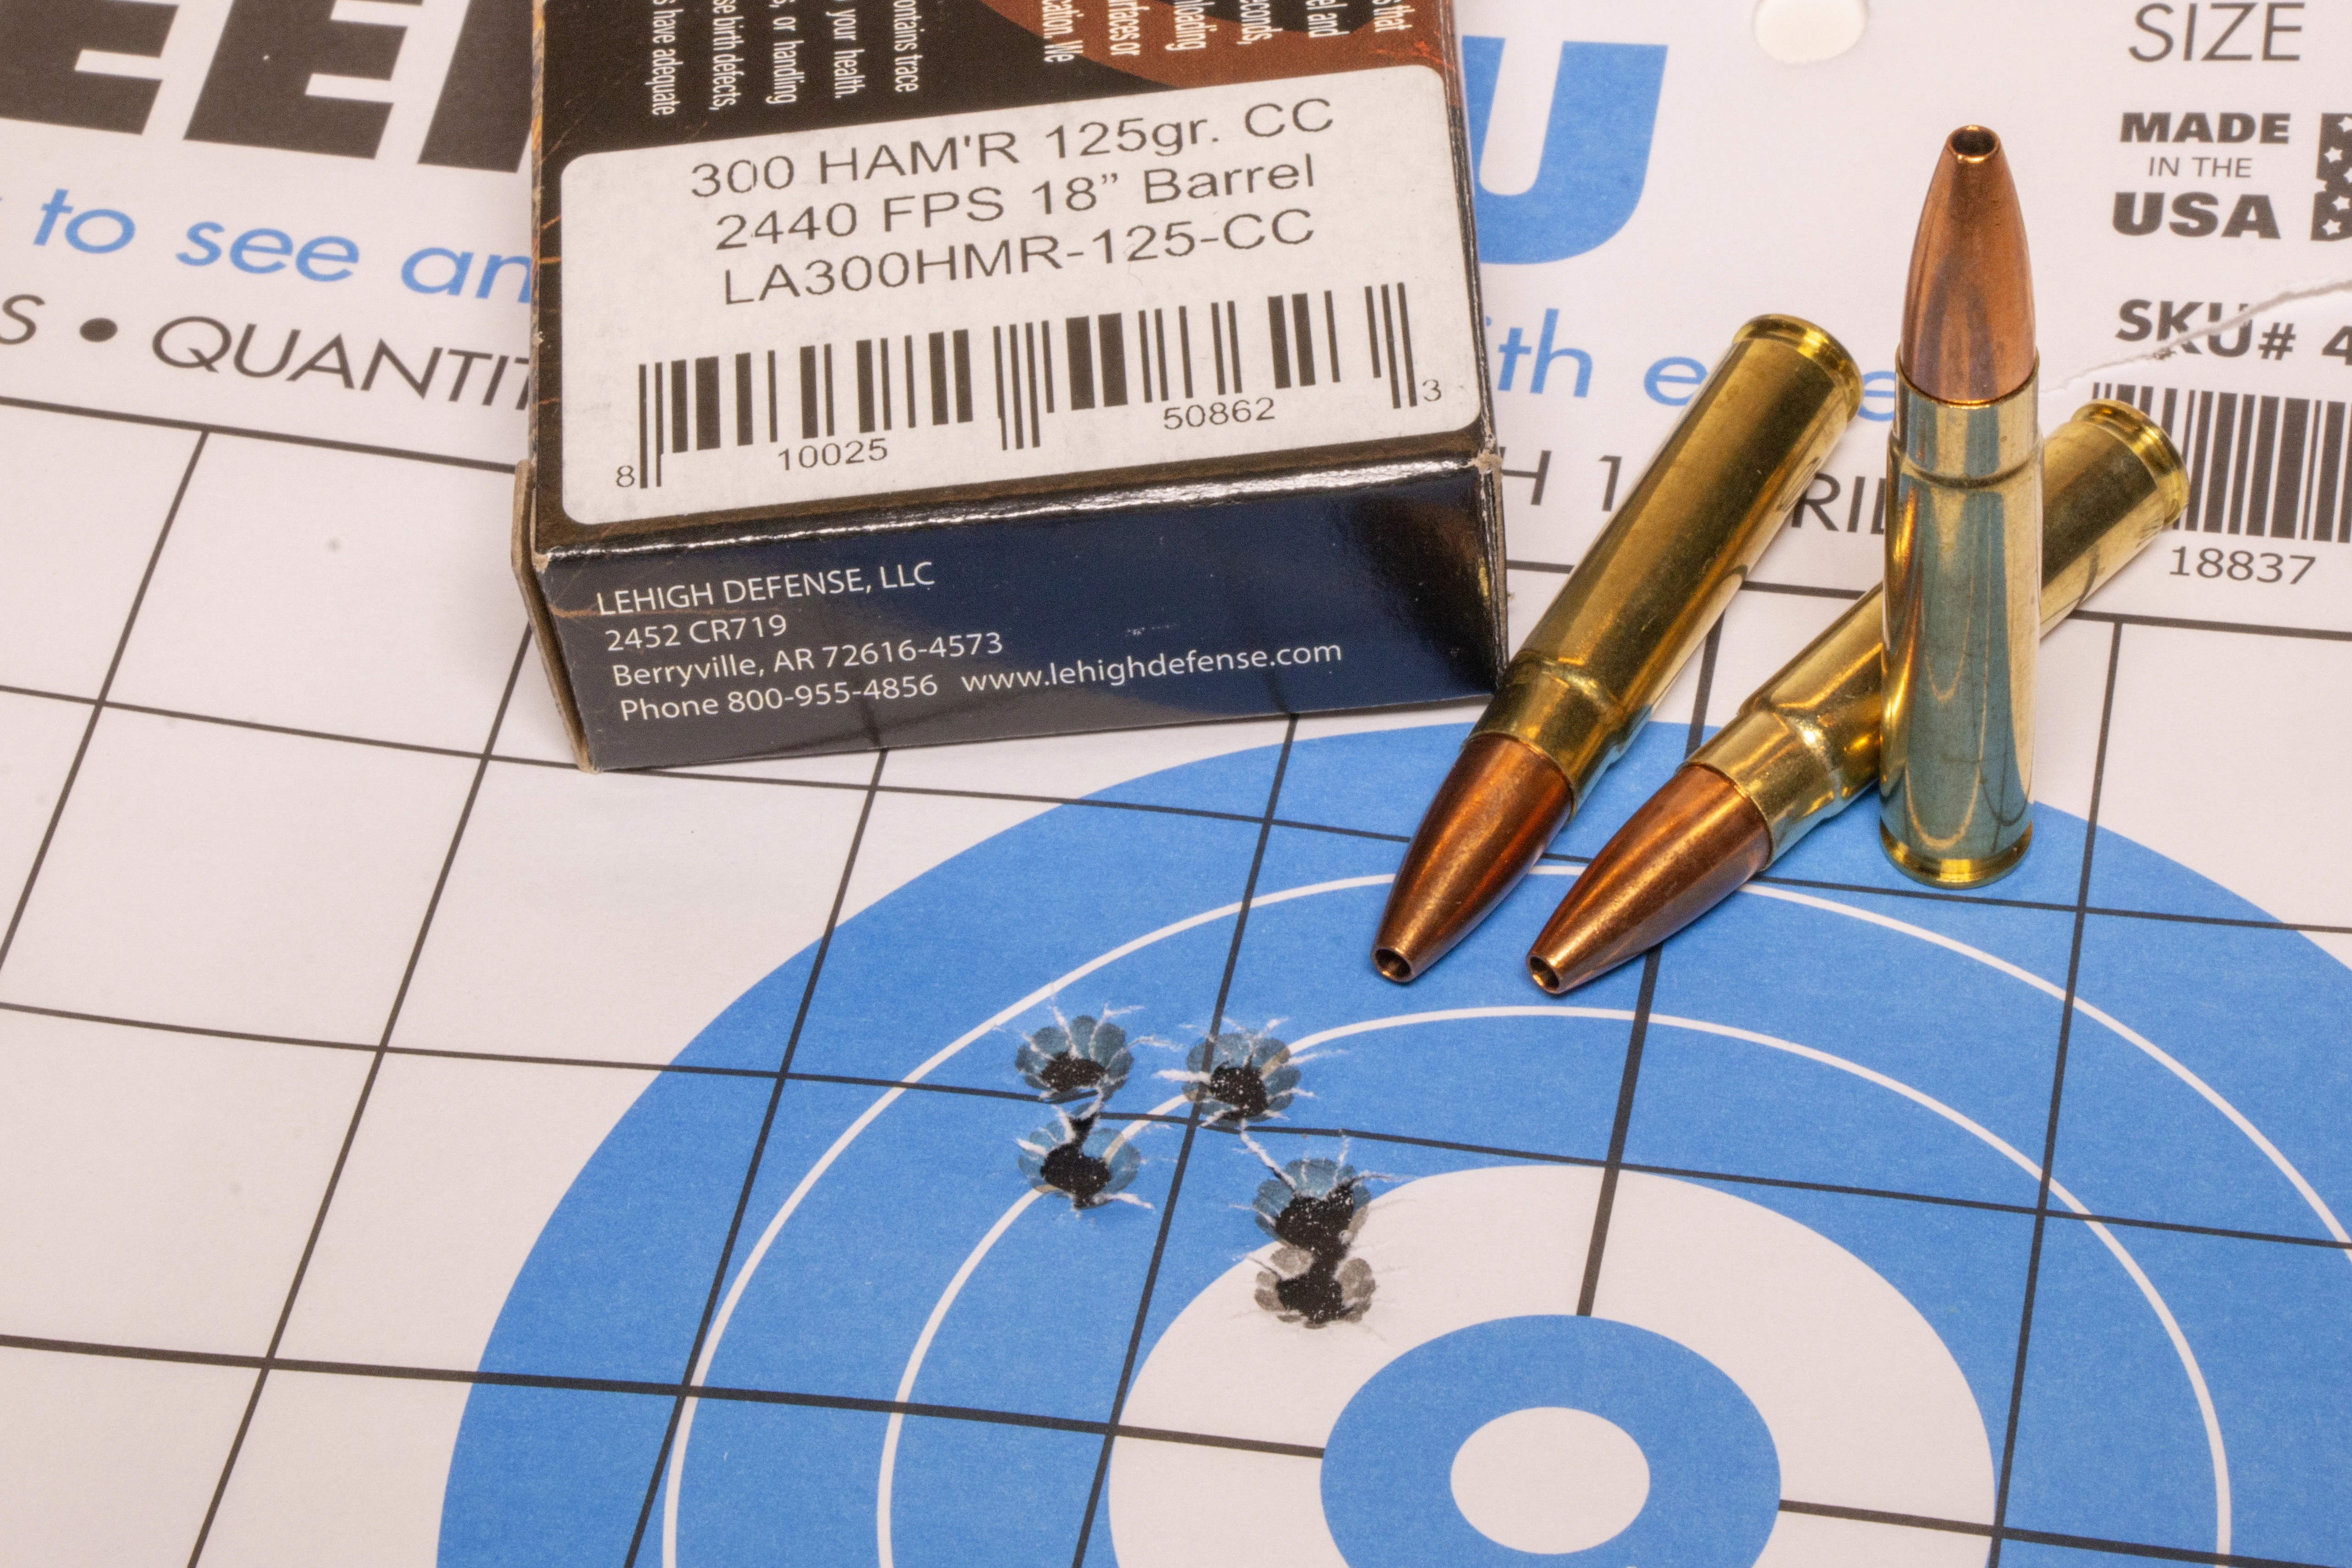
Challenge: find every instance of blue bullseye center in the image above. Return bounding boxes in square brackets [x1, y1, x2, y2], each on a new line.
[1321, 1315, 1780, 1567]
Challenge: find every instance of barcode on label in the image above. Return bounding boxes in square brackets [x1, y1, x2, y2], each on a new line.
[629, 282, 1421, 487]
[2093, 381, 2352, 542]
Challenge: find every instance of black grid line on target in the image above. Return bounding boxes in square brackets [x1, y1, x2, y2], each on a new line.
[11, 633, 2352, 947]
[0, 397, 2343, 1567]
[1985, 620, 2126, 1568]
[2, 990, 2344, 1261]
[618, 747, 889, 1567]
[0, 1330, 2340, 1568]
[0, 390, 544, 1565]
[0, 406, 596, 1568]
[186, 628, 535, 1568]
[2, 680, 2348, 941]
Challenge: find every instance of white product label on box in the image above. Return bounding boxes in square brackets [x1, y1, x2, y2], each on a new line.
[558, 64, 1477, 525]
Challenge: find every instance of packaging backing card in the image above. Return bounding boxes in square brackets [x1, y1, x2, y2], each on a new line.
[523, 0, 1504, 767]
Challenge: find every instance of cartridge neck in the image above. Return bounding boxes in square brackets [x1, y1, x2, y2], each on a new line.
[1895, 364, 2038, 482]
[1474, 658, 1635, 807]
[1696, 588, 1886, 858]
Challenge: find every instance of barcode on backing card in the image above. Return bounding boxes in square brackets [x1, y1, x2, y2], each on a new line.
[558, 66, 1481, 525]
[2092, 381, 2352, 542]
[629, 282, 1422, 488]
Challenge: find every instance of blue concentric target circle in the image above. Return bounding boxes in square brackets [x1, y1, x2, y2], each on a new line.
[1321, 1315, 1778, 1567]
[436, 724, 2352, 1568]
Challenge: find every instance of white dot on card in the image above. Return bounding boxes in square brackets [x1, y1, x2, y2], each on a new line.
[1448, 1406, 1650, 1555]
[1752, 0, 1868, 63]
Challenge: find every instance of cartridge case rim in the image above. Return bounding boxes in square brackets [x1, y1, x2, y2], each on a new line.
[2070, 399, 2190, 520]
[1741, 314, 1865, 417]
[1880, 819, 2034, 888]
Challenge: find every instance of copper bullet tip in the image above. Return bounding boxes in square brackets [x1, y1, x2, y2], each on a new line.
[1526, 765, 1772, 995]
[1900, 125, 2036, 404]
[1372, 734, 1573, 983]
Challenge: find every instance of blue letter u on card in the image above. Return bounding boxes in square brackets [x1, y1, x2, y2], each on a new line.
[1461, 37, 1667, 265]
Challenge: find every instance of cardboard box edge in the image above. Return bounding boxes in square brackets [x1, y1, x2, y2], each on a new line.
[511, 457, 598, 773]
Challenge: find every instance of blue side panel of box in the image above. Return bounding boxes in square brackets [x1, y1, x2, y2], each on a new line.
[540, 469, 1499, 767]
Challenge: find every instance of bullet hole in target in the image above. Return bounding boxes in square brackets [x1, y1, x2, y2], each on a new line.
[1246, 1138, 1387, 1327]
[1013, 1011, 1150, 1210]
[1161, 1025, 1312, 1126]
[1018, 1108, 1149, 1211]
[1016, 1013, 1133, 1110]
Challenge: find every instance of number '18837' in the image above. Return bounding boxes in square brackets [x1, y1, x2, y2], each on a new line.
[2169, 546, 2315, 583]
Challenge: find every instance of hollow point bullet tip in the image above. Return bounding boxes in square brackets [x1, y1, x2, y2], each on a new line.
[1899, 125, 2036, 404]
[1373, 734, 1572, 984]
[1525, 765, 1772, 996]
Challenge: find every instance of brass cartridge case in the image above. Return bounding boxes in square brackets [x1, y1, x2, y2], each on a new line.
[1472, 315, 1861, 801]
[1878, 369, 2042, 886]
[2040, 399, 2189, 623]
[1701, 400, 2184, 860]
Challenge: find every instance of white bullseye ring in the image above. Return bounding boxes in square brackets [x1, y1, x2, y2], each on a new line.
[1450, 1406, 1650, 1553]
[1107, 1164, 1995, 1568]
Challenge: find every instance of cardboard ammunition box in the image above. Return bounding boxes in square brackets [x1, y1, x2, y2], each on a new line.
[518, 0, 1501, 768]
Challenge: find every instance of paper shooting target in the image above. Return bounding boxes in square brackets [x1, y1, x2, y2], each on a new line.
[436, 724, 2352, 1568]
